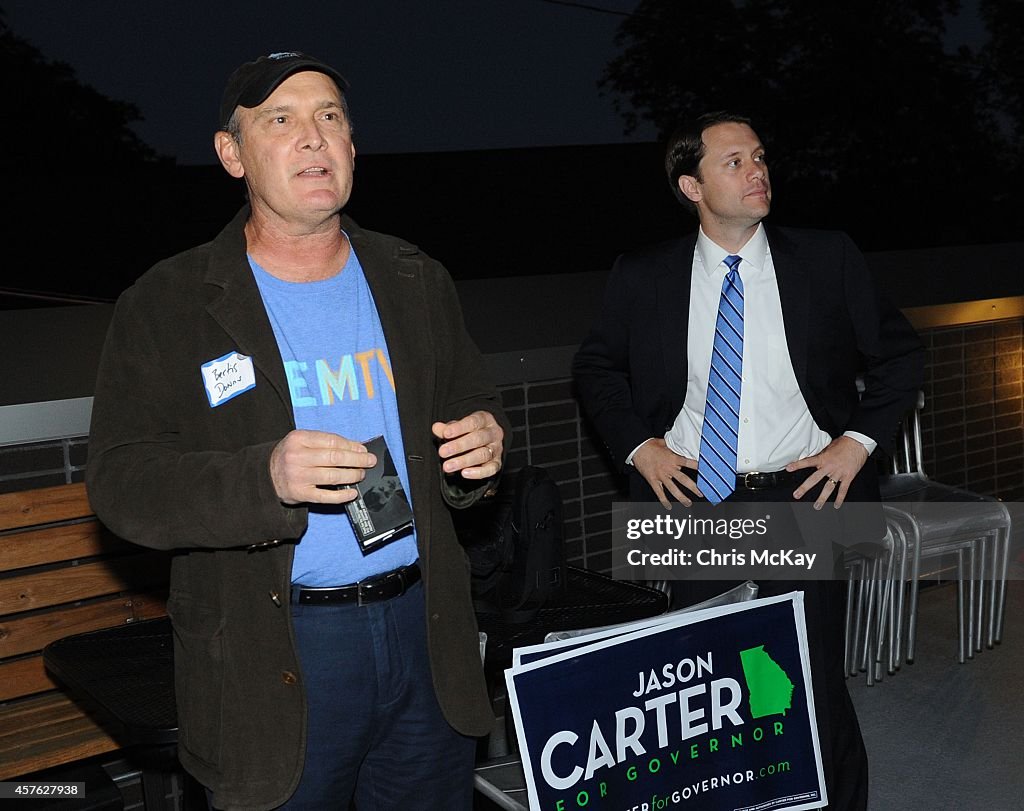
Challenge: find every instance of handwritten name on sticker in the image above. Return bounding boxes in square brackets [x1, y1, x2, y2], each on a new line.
[201, 351, 256, 407]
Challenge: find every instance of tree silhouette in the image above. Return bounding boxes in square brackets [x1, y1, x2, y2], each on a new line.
[600, 0, 1020, 249]
[978, 0, 1024, 141]
[0, 9, 195, 305]
[0, 11, 161, 171]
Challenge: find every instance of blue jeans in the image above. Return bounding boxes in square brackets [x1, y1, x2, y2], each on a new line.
[280, 579, 476, 810]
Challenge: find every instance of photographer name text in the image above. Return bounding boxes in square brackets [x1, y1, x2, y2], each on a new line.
[625, 547, 817, 570]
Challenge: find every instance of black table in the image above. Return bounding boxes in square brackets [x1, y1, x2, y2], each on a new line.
[43, 617, 191, 810]
[43, 618, 177, 746]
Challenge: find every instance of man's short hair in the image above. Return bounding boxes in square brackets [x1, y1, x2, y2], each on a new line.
[664, 111, 753, 214]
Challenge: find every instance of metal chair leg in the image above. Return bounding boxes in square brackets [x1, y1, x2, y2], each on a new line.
[891, 522, 909, 670]
[865, 528, 895, 682]
[987, 530, 1001, 649]
[875, 541, 896, 679]
[905, 521, 923, 665]
[850, 562, 868, 677]
[872, 570, 887, 683]
[844, 562, 856, 677]
[860, 556, 879, 682]
[974, 534, 987, 654]
[956, 548, 966, 665]
[994, 526, 1011, 645]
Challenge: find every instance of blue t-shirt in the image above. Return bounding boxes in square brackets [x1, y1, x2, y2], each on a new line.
[251, 248, 418, 586]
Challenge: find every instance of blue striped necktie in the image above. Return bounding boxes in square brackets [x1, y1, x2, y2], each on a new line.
[697, 254, 744, 505]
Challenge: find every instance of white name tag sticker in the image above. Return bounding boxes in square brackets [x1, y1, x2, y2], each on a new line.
[201, 351, 256, 407]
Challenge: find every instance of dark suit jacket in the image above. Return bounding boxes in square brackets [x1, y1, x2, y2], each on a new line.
[572, 225, 924, 501]
[86, 207, 507, 809]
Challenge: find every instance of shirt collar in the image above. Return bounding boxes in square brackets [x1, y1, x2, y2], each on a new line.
[696, 223, 768, 277]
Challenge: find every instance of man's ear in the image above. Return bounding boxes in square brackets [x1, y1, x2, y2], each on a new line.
[214, 131, 244, 179]
[678, 175, 702, 204]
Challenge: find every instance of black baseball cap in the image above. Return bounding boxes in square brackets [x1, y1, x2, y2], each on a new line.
[218, 51, 349, 130]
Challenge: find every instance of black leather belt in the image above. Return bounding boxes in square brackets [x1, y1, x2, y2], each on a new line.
[735, 470, 806, 490]
[292, 563, 421, 606]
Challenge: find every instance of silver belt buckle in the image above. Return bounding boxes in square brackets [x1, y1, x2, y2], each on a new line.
[741, 472, 763, 490]
[356, 568, 402, 606]
[355, 575, 376, 607]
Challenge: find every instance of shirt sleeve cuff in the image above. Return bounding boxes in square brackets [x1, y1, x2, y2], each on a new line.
[625, 437, 656, 466]
[843, 430, 877, 456]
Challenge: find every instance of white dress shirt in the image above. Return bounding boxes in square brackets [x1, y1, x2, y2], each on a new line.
[654, 224, 874, 473]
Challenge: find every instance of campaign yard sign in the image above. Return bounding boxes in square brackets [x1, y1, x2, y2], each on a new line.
[506, 593, 826, 811]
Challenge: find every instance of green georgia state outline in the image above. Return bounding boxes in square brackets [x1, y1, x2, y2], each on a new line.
[739, 645, 795, 718]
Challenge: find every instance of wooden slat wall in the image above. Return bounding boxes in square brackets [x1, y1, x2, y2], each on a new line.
[0, 553, 169, 614]
[0, 591, 168, 659]
[0, 483, 92, 531]
[0, 482, 170, 778]
[0, 694, 120, 780]
[0, 655, 60, 702]
[0, 521, 133, 572]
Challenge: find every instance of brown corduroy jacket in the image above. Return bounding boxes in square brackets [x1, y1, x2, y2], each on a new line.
[86, 206, 507, 810]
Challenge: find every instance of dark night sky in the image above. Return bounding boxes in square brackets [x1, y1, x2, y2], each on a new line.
[3, 0, 1009, 308]
[3, 0, 659, 163]
[3, 0, 989, 164]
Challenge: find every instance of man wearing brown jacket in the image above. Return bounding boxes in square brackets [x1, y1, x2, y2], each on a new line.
[87, 52, 507, 810]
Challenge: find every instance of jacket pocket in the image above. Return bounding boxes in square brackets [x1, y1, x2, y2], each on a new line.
[167, 595, 225, 768]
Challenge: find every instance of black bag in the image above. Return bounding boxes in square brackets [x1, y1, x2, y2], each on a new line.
[458, 465, 566, 622]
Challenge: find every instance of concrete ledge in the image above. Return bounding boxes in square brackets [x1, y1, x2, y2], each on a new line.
[0, 398, 92, 446]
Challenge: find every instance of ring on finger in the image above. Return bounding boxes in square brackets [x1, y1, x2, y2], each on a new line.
[827, 477, 839, 485]
[485, 445, 495, 459]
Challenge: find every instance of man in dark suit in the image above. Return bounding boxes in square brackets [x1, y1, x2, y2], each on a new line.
[573, 111, 924, 810]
